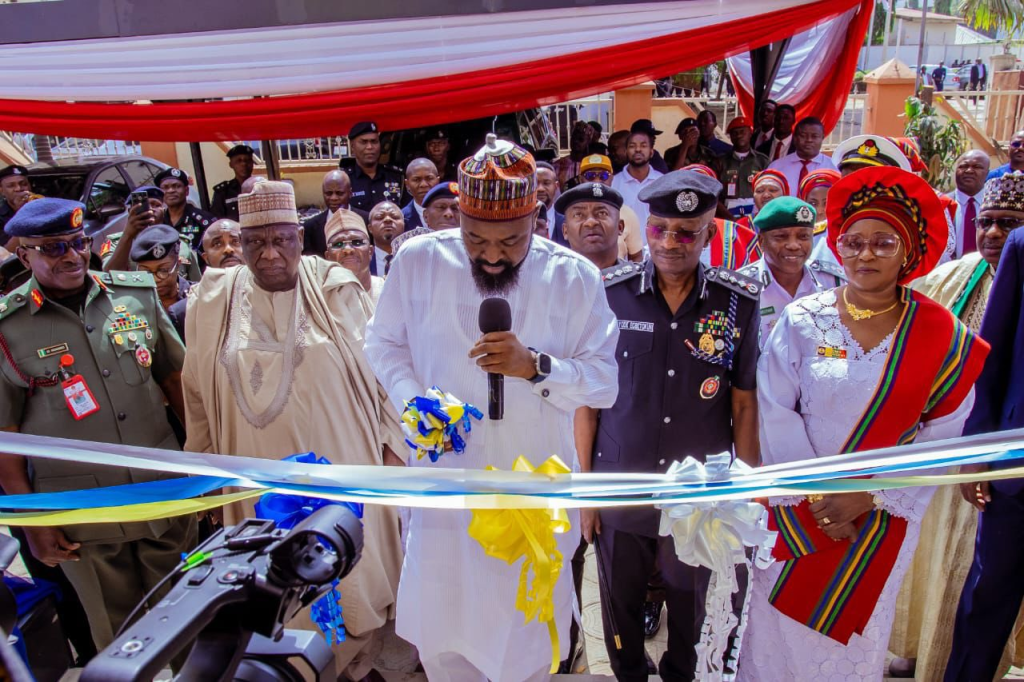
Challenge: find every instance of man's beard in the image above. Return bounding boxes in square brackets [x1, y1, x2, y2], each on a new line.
[628, 156, 649, 168]
[470, 256, 525, 296]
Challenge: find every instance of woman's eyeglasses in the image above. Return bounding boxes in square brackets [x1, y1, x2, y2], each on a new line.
[21, 237, 92, 258]
[328, 238, 368, 251]
[977, 216, 1024, 232]
[582, 170, 611, 182]
[836, 233, 902, 259]
[646, 223, 709, 245]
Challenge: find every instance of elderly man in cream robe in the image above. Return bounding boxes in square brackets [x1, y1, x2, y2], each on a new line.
[181, 180, 407, 681]
[364, 135, 619, 682]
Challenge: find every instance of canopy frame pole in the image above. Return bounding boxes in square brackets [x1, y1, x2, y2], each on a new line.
[189, 142, 211, 212]
[750, 38, 791, 118]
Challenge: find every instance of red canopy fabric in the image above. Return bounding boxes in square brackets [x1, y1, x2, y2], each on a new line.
[0, 0, 859, 141]
[729, 0, 873, 133]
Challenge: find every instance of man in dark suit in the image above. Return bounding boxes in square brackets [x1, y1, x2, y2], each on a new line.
[970, 59, 988, 91]
[945, 171, 1024, 682]
[756, 104, 796, 162]
[302, 170, 369, 256]
[400, 158, 440, 232]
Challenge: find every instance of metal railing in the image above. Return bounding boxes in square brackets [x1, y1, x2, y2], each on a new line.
[5, 134, 142, 162]
[272, 137, 349, 164]
[542, 94, 614, 154]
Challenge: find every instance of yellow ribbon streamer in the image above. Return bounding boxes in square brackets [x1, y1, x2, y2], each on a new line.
[0, 490, 264, 526]
[467, 455, 572, 673]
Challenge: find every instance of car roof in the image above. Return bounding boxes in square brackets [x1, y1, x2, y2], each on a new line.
[26, 155, 161, 175]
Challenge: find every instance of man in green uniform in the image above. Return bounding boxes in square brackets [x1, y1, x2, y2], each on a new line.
[211, 145, 255, 221]
[0, 197, 196, 649]
[101, 186, 202, 282]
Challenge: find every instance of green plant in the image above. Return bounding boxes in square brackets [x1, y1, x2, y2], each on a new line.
[904, 96, 967, 191]
[958, 0, 1024, 34]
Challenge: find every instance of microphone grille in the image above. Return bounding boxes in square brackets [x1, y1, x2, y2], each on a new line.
[479, 297, 512, 333]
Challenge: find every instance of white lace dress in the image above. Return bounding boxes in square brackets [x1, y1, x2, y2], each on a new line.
[736, 290, 974, 682]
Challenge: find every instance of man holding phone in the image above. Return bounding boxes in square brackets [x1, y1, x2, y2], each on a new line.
[101, 187, 202, 281]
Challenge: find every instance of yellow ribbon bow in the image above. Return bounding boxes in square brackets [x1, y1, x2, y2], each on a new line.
[467, 455, 572, 673]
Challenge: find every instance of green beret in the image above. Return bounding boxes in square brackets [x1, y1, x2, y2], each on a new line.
[752, 196, 817, 232]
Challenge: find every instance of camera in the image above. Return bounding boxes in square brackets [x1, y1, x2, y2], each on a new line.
[81, 504, 363, 682]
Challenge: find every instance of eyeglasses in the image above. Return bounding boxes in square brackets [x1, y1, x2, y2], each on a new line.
[836, 232, 902, 259]
[22, 236, 92, 258]
[582, 170, 611, 182]
[328, 238, 368, 251]
[977, 216, 1024, 232]
[139, 266, 178, 281]
[1010, 140, 1023, 149]
[646, 223, 709, 245]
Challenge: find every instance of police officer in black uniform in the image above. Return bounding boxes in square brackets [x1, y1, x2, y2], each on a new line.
[587, 170, 761, 682]
[210, 144, 255, 221]
[0, 165, 33, 245]
[424, 127, 458, 182]
[341, 122, 404, 213]
[154, 167, 215, 251]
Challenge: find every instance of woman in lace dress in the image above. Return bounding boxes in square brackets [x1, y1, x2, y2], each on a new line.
[737, 167, 990, 682]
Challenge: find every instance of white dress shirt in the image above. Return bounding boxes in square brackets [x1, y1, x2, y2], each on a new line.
[612, 166, 664, 244]
[952, 188, 985, 258]
[737, 258, 842, 350]
[768, 152, 838, 196]
[373, 245, 389, 275]
[766, 134, 793, 162]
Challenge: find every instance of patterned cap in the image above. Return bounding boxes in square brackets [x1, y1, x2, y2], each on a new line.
[752, 169, 790, 196]
[889, 137, 927, 174]
[238, 180, 299, 228]
[827, 166, 947, 284]
[982, 171, 1024, 212]
[798, 168, 841, 201]
[681, 163, 717, 180]
[325, 208, 369, 243]
[458, 134, 537, 221]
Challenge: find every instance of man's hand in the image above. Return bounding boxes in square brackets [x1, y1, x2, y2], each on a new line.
[125, 203, 157, 237]
[24, 527, 80, 567]
[580, 508, 601, 543]
[959, 463, 991, 511]
[468, 332, 537, 380]
[383, 444, 406, 467]
[10, 191, 32, 212]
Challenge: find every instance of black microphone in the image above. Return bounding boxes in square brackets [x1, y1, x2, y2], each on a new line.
[478, 298, 512, 421]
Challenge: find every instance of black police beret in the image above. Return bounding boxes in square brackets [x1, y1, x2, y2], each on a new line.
[349, 121, 379, 139]
[675, 118, 697, 135]
[638, 170, 722, 219]
[5, 198, 85, 238]
[154, 167, 189, 187]
[130, 224, 181, 262]
[554, 182, 624, 215]
[123, 185, 164, 207]
[425, 128, 448, 141]
[0, 165, 28, 182]
[226, 144, 255, 158]
[423, 181, 459, 207]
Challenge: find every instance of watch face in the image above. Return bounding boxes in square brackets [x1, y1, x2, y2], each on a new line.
[539, 353, 552, 375]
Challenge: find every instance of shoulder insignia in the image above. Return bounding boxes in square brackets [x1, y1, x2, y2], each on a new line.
[0, 291, 27, 321]
[107, 270, 157, 288]
[809, 258, 847, 281]
[707, 267, 761, 298]
[736, 263, 769, 288]
[812, 220, 827, 236]
[601, 262, 643, 288]
[213, 180, 230, 191]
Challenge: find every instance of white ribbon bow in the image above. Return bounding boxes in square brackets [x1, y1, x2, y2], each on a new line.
[657, 454, 778, 682]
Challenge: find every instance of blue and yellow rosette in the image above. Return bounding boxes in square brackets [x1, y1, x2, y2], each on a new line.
[467, 455, 571, 674]
[400, 387, 483, 462]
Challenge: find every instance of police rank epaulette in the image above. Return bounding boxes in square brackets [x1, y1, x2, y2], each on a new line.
[213, 180, 231, 191]
[735, 263, 769, 288]
[601, 262, 643, 288]
[106, 271, 157, 287]
[706, 266, 761, 298]
[809, 258, 847, 281]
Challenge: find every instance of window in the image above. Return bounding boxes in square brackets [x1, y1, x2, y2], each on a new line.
[120, 160, 159, 188]
[87, 166, 130, 215]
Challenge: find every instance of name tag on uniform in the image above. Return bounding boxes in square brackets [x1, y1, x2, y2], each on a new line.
[62, 375, 100, 420]
[760, 306, 776, 316]
[618, 320, 654, 332]
[817, 345, 848, 359]
[37, 342, 69, 359]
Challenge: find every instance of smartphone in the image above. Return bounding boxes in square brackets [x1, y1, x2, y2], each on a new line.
[129, 190, 149, 213]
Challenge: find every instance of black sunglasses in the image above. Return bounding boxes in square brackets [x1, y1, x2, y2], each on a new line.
[977, 216, 1024, 232]
[22, 236, 92, 258]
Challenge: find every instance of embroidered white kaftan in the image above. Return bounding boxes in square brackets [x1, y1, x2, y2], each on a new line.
[737, 290, 973, 682]
[364, 230, 619, 682]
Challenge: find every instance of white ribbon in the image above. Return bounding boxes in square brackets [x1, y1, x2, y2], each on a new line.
[657, 454, 777, 682]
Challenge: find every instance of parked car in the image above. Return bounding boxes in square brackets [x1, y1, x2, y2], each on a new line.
[956, 64, 975, 90]
[915, 64, 961, 91]
[24, 155, 200, 255]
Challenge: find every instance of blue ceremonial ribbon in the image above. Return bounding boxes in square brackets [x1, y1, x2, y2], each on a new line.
[253, 453, 363, 645]
[0, 476, 239, 510]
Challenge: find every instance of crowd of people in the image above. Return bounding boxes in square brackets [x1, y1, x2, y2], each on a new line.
[0, 104, 1021, 682]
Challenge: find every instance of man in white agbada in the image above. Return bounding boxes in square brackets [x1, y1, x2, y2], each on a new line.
[364, 135, 619, 682]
